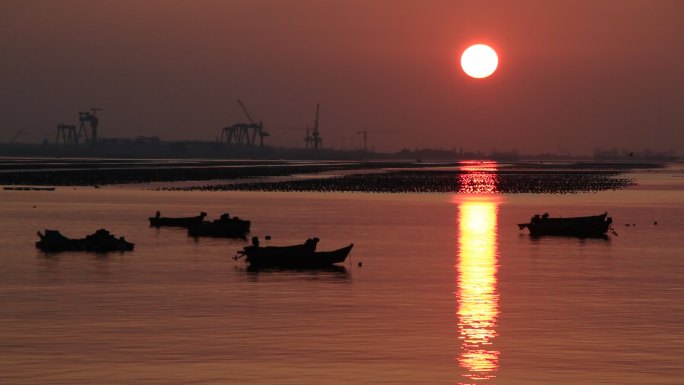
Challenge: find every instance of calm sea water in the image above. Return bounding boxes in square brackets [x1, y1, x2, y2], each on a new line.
[1, 165, 683, 385]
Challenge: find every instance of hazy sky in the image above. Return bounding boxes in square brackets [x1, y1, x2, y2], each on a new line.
[1, 0, 682, 154]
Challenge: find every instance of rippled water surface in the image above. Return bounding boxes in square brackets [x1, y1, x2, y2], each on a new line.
[1, 165, 683, 385]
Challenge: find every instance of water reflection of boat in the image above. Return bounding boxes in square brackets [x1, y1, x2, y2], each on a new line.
[236, 237, 353, 268]
[518, 212, 613, 237]
[245, 264, 349, 275]
[36, 229, 134, 252]
[148, 211, 206, 227]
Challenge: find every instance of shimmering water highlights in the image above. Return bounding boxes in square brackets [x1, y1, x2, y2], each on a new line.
[457, 199, 500, 384]
[1, 163, 683, 385]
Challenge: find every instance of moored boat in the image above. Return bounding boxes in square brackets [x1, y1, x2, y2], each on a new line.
[36, 229, 135, 252]
[518, 212, 613, 237]
[187, 213, 250, 238]
[236, 237, 353, 268]
[149, 211, 207, 227]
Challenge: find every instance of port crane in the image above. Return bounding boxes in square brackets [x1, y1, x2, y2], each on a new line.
[305, 103, 323, 151]
[77, 108, 102, 144]
[220, 100, 268, 147]
[273, 103, 322, 150]
[56, 123, 78, 145]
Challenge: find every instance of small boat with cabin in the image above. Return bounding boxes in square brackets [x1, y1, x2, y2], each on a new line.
[518, 212, 613, 237]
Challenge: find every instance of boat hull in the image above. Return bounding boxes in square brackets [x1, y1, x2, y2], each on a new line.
[519, 212, 612, 237]
[241, 243, 353, 268]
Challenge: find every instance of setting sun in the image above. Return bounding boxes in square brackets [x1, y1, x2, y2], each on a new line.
[460, 44, 499, 79]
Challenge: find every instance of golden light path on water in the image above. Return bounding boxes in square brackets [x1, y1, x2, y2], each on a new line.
[458, 162, 499, 194]
[456, 167, 500, 384]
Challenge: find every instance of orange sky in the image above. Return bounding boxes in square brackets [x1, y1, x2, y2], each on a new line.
[1, 0, 682, 155]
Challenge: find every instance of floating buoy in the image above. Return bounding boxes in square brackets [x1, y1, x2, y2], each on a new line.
[265, 235, 271, 240]
[358, 262, 363, 267]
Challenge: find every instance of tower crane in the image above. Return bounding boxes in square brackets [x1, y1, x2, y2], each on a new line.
[261, 103, 322, 150]
[307, 103, 322, 151]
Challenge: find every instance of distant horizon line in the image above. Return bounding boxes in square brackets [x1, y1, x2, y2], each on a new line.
[0, 140, 680, 161]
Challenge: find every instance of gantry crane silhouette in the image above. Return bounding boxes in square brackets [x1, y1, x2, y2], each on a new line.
[56, 108, 102, 145]
[56, 124, 78, 144]
[220, 100, 268, 147]
[78, 108, 102, 144]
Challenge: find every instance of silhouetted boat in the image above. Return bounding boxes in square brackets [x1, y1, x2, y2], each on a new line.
[36, 229, 134, 252]
[149, 211, 207, 227]
[236, 237, 353, 268]
[187, 213, 250, 238]
[518, 212, 613, 237]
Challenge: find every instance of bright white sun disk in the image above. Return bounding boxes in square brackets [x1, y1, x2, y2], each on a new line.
[461, 44, 498, 79]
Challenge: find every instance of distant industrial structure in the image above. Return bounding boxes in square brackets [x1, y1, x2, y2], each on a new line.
[304, 103, 323, 151]
[220, 100, 269, 148]
[218, 101, 325, 151]
[56, 108, 102, 145]
[78, 108, 102, 144]
[48, 101, 331, 152]
[55, 124, 78, 145]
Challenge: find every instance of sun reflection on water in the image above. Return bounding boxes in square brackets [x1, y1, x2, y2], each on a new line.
[456, 197, 500, 384]
[459, 162, 499, 194]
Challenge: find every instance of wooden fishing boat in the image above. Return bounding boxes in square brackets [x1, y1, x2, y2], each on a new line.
[187, 213, 250, 238]
[518, 212, 613, 237]
[149, 211, 206, 227]
[236, 237, 353, 268]
[36, 229, 134, 252]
